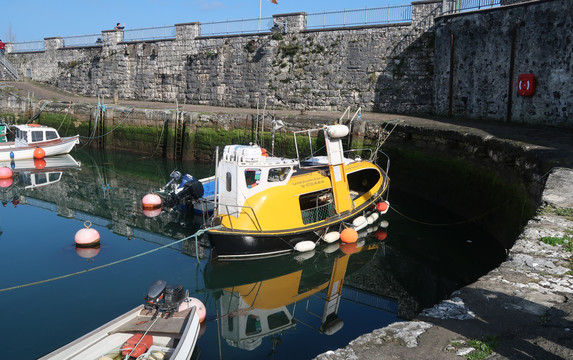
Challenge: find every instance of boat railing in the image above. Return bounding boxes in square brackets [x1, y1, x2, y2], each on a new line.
[203, 200, 264, 232]
[301, 202, 336, 225]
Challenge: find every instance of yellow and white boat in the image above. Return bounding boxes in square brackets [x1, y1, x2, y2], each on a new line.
[167, 120, 391, 259]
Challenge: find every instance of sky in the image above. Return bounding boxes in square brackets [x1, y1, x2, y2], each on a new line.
[3, 0, 411, 43]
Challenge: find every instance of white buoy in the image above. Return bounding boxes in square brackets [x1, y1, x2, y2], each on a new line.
[323, 231, 340, 243]
[366, 212, 379, 224]
[352, 216, 368, 231]
[379, 220, 389, 228]
[294, 240, 316, 252]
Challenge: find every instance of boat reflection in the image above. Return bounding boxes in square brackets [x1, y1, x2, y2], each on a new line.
[204, 238, 395, 353]
[0, 154, 81, 206]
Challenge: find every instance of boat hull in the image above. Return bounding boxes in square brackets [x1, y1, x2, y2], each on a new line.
[0, 136, 79, 161]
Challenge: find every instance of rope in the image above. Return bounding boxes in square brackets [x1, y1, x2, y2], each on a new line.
[125, 315, 161, 360]
[80, 106, 133, 141]
[0, 227, 216, 293]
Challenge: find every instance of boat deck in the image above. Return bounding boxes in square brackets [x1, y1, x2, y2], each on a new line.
[113, 307, 193, 337]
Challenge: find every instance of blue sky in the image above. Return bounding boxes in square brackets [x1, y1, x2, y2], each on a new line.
[3, 0, 410, 43]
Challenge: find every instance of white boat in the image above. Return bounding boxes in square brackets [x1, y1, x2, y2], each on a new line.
[0, 124, 79, 161]
[40, 281, 202, 360]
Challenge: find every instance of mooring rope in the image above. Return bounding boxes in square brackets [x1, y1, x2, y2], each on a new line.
[80, 106, 134, 141]
[0, 226, 217, 293]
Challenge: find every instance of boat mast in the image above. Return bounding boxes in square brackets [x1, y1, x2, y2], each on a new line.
[324, 125, 353, 214]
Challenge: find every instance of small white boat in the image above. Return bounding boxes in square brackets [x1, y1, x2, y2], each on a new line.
[0, 124, 79, 161]
[40, 281, 202, 360]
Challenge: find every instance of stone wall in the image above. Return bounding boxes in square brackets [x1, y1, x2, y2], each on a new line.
[4, 1, 441, 114]
[433, 0, 572, 126]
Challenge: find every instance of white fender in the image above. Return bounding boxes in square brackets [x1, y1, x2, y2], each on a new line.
[379, 220, 389, 228]
[367, 212, 379, 224]
[326, 124, 350, 138]
[352, 215, 368, 231]
[323, 231, 340, 243]
[294, 240, 316, 253]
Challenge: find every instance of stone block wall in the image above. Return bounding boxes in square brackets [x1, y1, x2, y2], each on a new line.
[4, 1, 441, 115]
[434, 0, 572, 126]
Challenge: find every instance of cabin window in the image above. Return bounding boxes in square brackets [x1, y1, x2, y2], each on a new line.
[268, 167, 290, 182]
[31, 131, 44, 142]
[299, 190, 335, 224]
[226, 172, 232, 192]
[347, 168, 381, 197]
[45, 131, 58, 140]
[245, 314, 262, 335]
[268, 311, 290, 330]
[245, 168, 261, 189]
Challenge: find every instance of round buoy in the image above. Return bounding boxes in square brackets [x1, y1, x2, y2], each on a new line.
[143, 208, 162, 218]
[34, 158, 47, 170]
[0, 167, 12, 179]
[0, 178, 13, 188]
[376, 201, 390, 214]
[340, 228, 358, 243]
[178, 297, 206, 323]
[74, 221, 101, 248]
[33, 147, 46, 159]
[142, 193, 162, 209]
[323, 231, 340, 244]
[379, 220, 389, 228]
[375, 229, 388, 241]
[75, 245, 101, 260]
[339, 242, 358, 255]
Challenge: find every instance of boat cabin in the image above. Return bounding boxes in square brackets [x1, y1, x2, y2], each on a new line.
[14, 124, 60, 145]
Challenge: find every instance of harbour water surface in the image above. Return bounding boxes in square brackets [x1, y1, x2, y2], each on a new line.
[0, 149, 507, 359]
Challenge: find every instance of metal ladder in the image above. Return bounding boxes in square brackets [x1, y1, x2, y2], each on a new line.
[173, 104, 185, 160]
[0, 53, 19, 80]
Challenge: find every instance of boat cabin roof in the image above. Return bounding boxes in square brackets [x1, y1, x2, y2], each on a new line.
[14, 124, 61, 145]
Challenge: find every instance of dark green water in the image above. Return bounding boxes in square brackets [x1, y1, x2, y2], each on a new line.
[0, 148, 507, 359]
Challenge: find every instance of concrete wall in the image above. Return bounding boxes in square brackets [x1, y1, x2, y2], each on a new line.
[3, 1, 441, 114]
[433, 0, 573, 126]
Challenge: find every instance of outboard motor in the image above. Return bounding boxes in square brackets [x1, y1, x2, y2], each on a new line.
[164, 174, 204, 208]
[160, 284, 186, 314]
[145, 279, 167, 310]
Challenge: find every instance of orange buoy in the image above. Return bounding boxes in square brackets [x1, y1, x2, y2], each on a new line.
[376, 201, 390, 214]
[0, 167, 12, 179]
[261, 148, 268, 157]
[33, 147, 46, 159]
[142, 193, 162, 209]
[339, 242, 358, 255]
[375, 229, 388, 241]
[178, 297, 207, 323]
[340, 228, 358, 244]
[34, 158, 47, 170]
[0, 178, 13, 188]
[74, 221, 100, 248]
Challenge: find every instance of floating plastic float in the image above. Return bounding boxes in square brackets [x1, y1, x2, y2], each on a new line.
[142, 193, 162, 209]
[352, 216, 367, 231]
[294, 240, 316, 252]
[74, 221, 101, 248]
[33, 147, 45, 159]
[340, 228, 358, 243]
[0, 167, 12, 179]
[323, 231, 340, 243]
[376, 201, 390, 214]
[178, 297, 207, 323]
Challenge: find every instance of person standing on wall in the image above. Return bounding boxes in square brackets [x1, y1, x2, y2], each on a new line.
[0, 39, 5, 55]
[115, 23, 125, 30]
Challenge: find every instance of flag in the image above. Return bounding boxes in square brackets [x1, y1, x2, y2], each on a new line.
[269, 0, 278, 4]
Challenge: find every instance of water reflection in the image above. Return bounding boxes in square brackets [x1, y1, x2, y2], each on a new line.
[205, 239, 396, 355]
[0, 149, 507, 359]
